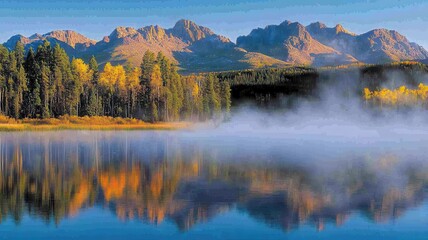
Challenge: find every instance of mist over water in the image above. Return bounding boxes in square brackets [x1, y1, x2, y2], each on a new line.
[190, 72, 428, 165]
[1, 71, 428, 239]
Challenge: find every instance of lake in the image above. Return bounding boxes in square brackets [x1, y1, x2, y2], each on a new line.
[0, 128, 427, 240]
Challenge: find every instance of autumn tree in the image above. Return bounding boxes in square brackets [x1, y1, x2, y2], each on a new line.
[125, 66, 140, 118]
[71, 58, 92, 116]
[0, 46, 232, 122]
[99, 62, 126, 116]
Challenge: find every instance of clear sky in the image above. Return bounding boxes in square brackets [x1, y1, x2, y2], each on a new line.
[1, 0, 428, 47]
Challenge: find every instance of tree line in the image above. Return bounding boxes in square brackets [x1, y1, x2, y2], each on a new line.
[216, 67, 318, 103]
[0, 41, 231, 122]
[216, 67, 318, 86]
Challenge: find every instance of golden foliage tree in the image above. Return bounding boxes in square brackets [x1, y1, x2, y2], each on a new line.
[363, 83, 428, 107]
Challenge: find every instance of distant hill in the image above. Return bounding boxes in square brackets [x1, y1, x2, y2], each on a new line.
[3, 19, 428, 72]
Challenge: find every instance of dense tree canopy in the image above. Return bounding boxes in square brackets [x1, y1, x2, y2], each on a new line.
[0, 42, 231, 122]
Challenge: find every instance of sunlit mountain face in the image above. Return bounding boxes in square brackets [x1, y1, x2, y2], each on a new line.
[0, 131, 426, 238]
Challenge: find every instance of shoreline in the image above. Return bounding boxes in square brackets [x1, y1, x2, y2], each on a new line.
[0, 123, 191, 131]
[0, 116, 192, 131]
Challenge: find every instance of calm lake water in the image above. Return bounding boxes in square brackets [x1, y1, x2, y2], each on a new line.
[0, 130, 427, 240]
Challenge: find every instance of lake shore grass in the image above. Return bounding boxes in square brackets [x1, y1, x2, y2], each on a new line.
[0, 115, 191, 131]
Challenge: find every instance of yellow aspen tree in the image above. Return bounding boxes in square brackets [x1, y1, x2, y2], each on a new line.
[114, 65, 127, 97]
[125, 67, 140, 117]
[99, 62, 116, 93]
[150, 64, 162, 121]
[71, 58, 91, 84]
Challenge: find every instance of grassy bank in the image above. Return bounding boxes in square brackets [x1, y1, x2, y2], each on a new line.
[0, 115, 191, 131]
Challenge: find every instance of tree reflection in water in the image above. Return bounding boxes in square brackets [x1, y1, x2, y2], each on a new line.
[0, 131, 426, 232]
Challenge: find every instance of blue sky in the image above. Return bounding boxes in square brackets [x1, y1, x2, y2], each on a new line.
[1, 0, 428, 47]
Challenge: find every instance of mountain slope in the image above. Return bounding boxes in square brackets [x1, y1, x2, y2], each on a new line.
[4, 30, 96, 56]
[85, 25, 187, 66]
[306, 22, 356, 54]
[354, 29, 428, 63]
[306, 22, 428, 63]
[236, 21, 357, 66]
[4, 30, 96, 49]
[237, 20, 428, 66]
[80, 19, 289, 72]
[3, 19, 428, 71]
[174, 35, 289, 72]
[167, 19, 216, 43]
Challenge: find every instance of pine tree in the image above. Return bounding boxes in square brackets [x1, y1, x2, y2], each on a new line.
[86, 89, 98, 116]
[7, 53, 17, 117]
[202, 73, 220, 119]
[151, 101, 158, 122]
[52, 44, 72, 116]
[220, 81, 231, 118]
[89, 56, 101, 116]
[212, 74, 221, 116]
[0, 45, 9, 114]
[36, 41, 53, 118]
[139, 50, 156, 120]
[24, 48, 41, 118]
[14, 65, 27, 118]
[9, 42, 27, 118]
[40, 65, 50, 118]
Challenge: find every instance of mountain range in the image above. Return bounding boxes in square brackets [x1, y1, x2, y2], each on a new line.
[3, 19, 428, 73]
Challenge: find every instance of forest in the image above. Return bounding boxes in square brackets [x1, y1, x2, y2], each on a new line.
[216, 61, 428, 104]
[2, 40, 428, 123]
[0, 41, 231, 122]
[216, 67, 318, 104]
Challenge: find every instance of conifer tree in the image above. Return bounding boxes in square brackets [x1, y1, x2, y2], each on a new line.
[0, 46, 9, 114]
[0, 46, 232, 122]
[140, 50, 156, 120]
[88, 56, 101, 116]
[220, 81, 231, 118]
[24, 48, 41, 117]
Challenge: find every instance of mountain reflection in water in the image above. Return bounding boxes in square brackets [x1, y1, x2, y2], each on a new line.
[0, 131, 427, 233]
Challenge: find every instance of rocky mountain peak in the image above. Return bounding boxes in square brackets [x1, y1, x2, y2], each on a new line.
[29, 33, 43, 40]
[5, 35, 31, 47]
[139, 25, 168, 41]
[3, 19, 428, 72]
[308, 21, 327, 29]
[109, 27, 138, 39]
[365, 29, 406, 41]
[334, 24, 354, 35]
[169, 19, 215, 43]
[44, 30, 96, 47]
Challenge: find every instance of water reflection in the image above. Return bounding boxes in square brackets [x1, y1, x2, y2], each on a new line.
[0, 131, 426, 233]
